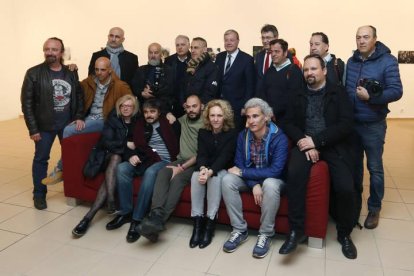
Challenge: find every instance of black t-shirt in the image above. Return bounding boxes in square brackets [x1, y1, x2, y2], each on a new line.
[50, 68, 72, 130]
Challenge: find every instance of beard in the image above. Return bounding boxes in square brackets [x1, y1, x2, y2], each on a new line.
[187, 112, 201, 121]
[45, 55, 57, 64]
[148, 59, 161, 66]
[306, 76, 316, 85]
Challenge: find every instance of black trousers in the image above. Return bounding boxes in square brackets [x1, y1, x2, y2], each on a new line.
[287, 146, 356, 237]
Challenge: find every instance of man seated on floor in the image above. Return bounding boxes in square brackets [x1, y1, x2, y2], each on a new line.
[279, 54, 358, 259]
[42, 57, 132, 185]
[136, 94, 204, 242]
[105, 98, 179, 243]
[221, 98, 288, 258]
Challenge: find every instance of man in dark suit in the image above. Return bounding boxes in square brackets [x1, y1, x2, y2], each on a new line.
[216, 30, 255, 129]
[254, 24, 279, 93]
[165, 35, 191, 118]
[88, 27, 138, 88]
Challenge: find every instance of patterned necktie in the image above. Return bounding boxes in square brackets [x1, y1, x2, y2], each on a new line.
[263, 51, 271, 74]
[224, 54, 232, 74]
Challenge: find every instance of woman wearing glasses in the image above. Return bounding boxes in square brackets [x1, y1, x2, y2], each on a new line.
[72, 94, 141, 237]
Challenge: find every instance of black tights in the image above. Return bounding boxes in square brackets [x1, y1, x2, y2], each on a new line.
[84, 154, 121, 220]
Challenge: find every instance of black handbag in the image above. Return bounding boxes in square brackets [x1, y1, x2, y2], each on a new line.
[83, 145, 107, 178]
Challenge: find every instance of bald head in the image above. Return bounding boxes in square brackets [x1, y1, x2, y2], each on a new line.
[148, 42, 162, 66]
[107, 27, 125, 48]
[95, 57, 112, 84]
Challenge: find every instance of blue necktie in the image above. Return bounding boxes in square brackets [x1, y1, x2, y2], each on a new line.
[224, 54, 232, 74]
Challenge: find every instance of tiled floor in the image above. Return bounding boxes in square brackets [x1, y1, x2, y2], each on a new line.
[0, 118, 413, 276]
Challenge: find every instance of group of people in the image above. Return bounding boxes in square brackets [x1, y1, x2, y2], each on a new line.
[20, 23, 403, 261]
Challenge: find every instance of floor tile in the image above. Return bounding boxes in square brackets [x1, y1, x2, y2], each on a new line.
[377, 239, 414, 271]
[146, 263, 206, 276]
[0, 202, 27, 223]
[4, 189, 59, 209]
[0, 229, 25, 251]
[399, 189, 414, 204]
[384, 268, 414, 276]
[325, 259, 383, 276]
[393, 177, 414, 190]
[0, 208, 60, 235]
[380, 201, 411, 220]
[86, 253, 153, 276]
[373, 218, 414, 243]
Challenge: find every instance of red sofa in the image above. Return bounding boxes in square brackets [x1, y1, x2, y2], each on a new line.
[62, 132, 330, 248]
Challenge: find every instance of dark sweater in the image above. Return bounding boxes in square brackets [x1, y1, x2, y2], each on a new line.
[196, 128, 238, 175]
[256, 64, 303, 123]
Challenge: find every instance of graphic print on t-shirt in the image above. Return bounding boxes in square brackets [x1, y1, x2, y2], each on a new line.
[52, 79, 72, 112]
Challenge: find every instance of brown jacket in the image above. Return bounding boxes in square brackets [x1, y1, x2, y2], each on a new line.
[81, 72, 132, 120]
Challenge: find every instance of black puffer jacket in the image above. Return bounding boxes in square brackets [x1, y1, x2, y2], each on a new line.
[21, 62, 84, 135]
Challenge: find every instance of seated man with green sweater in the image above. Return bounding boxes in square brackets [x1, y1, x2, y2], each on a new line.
[137, 94, 204, 242]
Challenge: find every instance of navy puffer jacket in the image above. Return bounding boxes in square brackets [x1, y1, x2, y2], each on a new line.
[345, 41, 403, 122]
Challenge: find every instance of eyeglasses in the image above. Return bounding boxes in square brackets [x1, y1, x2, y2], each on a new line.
[120, 104, 134, 109]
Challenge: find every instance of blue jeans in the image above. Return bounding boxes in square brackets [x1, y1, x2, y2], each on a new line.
[117, 160, 168, 221]
[56, 118, 104, 170]
[32, 130, 63, 198]
[354, 119, 387, 212]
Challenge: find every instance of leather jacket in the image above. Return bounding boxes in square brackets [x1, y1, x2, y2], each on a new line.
[21, 62, 84, 135]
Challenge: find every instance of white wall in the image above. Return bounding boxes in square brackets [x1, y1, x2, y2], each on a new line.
[2, 0, 413, 120]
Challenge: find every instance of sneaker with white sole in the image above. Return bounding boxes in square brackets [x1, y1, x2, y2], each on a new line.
[41, 167, 63, 185]
[252, 234, 272, 258]
[223, 231, 248, 253]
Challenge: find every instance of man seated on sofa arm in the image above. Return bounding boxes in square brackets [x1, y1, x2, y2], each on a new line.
[104, 98, 180, 243]
[278, 54, 358, 259]
[221, 98, 288, 259]
[136, 94, 204, 242]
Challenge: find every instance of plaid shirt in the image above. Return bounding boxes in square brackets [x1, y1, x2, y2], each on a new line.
[249, 128, 269, 168]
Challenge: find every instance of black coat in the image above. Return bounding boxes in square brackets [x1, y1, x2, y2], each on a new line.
[88, 49, 138, 87]
[130, 63, 174, 114]
[283, 82, 354, 166]
[184, 55, 218, 104]
[21, 63, 84, 135]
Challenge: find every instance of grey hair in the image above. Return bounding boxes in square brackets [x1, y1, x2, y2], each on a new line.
[244, 98, 273, 118]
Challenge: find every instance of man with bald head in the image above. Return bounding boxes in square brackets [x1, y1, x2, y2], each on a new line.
[131, 42, 174, 121]
[88, 27, 138, 87]
[346, 25, 403, 229]
[21, 37, 83, 209]
[42, 56, 132, 185]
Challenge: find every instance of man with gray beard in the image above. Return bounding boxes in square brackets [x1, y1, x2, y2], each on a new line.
[88, 27, 138, 88]
[131, 43, 175, 122]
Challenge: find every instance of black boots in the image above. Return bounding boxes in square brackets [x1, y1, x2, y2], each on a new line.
[189, 217, 216, 249]
[189, 216, 204, 248]
[199, 218, 215, 249]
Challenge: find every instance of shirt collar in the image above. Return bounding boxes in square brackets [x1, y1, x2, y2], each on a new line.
[273, 58, 291, 71]
[323, 53, 332, 63]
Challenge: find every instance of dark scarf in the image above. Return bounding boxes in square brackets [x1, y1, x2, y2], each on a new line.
[186, 52, 209, 75]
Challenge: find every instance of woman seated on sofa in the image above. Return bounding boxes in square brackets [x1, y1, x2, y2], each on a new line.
[72, 94, 141, 237]
[189, 99, 238, 249]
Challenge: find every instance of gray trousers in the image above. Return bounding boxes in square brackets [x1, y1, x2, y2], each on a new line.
[191, 169, 226, 219]
[221, 173, 285, 236]
[151, 160, 195, 221]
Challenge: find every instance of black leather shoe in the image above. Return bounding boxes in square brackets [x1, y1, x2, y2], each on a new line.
[364, 211, 380, 229]
[33, 197, 47, 210]
[279, 230, 307, 254]
[126, 220, 141, 243]
[72, 218, 90, 238]
[199, 218, 215, 249]
[189, 216, 204, 248]
[106, 213, 131, 230]
[337, 235, 357, 259]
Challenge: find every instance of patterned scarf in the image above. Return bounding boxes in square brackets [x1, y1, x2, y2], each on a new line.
[186, 52, 209, 75]
[105, 44, 124, 78]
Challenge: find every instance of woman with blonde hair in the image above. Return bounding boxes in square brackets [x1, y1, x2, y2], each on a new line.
[72, 95, 141, 237]
[189, 99, 238, 248]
